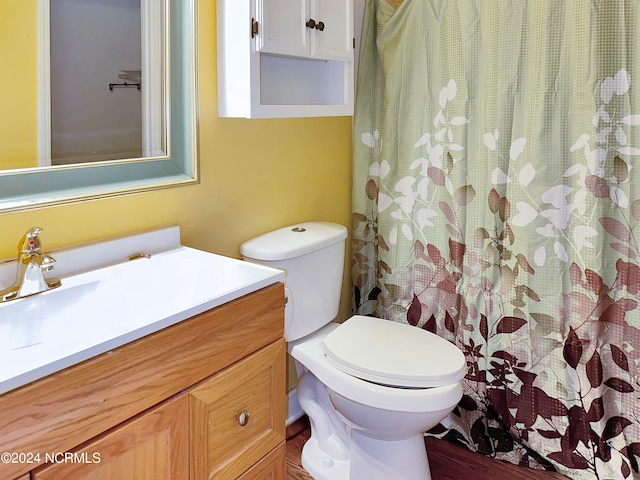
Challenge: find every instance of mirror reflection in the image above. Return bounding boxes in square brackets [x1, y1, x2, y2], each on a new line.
[0, 0, 167, 171]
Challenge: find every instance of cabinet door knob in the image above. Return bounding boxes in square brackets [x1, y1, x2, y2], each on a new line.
[305, 18, 316, 29]
[315, 21, 325, 32]
[238, 410, 251, 427]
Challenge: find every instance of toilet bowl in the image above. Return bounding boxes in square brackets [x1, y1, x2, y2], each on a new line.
[289, 318, 465, 480]
[240, 222, 466, 480]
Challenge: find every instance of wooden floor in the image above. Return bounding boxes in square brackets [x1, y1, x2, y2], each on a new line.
[286, 417, 568, 480]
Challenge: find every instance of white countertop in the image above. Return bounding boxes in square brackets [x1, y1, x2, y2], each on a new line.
[0, 227, 285, 395]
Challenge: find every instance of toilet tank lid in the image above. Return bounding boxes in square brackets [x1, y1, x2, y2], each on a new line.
[240, 222, 348, 261]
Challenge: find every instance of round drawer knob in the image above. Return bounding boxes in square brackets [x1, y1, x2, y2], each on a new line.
[238, 411, 251, 427]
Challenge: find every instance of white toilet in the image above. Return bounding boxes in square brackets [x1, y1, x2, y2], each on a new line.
[241, 222, 466, 480]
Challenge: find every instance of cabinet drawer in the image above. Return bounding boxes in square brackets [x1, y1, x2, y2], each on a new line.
[237, 444, 285, 480]
[190, 339, 286, 480]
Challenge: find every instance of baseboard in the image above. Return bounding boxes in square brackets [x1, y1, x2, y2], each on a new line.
[286, 388, 304, 426]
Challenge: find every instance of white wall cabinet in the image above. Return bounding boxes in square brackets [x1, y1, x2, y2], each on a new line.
[218, 0, 354, 118]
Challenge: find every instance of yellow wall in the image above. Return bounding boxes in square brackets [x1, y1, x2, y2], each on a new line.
[0, 3, 39, 169]
[0, 0, 353, 322]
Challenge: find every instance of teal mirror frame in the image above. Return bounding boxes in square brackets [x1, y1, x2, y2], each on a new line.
[0, 0, 198, 214]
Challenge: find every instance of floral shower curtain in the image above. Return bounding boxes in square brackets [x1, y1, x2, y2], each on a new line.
[352, 1, 640, 479]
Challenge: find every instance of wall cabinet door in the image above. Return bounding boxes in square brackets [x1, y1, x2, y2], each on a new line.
[259, 0, 309, 57]
[312, 0, 353, 60]
[259, 0, 353, 61]
[33, 396, 189, 480]
[190, 339, 286, 480]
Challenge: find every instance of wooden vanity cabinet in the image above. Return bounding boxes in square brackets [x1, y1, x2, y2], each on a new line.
[0, 284, 285, 480]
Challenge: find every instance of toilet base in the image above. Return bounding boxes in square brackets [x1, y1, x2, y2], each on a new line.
[301, 437, 350, 480]
[349, 430, 431, 480]
[301, 431, 432, 480]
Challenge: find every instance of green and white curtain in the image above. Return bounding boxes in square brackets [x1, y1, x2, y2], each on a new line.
[352, 1, 640, 478]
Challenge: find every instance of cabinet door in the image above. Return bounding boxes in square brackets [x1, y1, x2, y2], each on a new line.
[259, 0, 310, 57]
[33, 396, 189, 480]
[311, 0, 353, 60]
[190, 339, 286, 480]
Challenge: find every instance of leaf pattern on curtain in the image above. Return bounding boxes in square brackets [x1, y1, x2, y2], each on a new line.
[352, 2, 640, 479]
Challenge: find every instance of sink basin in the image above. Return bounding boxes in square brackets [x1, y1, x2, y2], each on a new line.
[0, 232, 284, 394]
[0, 281, 100, 351]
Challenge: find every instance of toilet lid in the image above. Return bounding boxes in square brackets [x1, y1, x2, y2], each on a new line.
[321, 316, 466, 388]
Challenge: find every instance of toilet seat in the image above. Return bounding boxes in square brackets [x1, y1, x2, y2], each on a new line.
[321, 315, 466, 388]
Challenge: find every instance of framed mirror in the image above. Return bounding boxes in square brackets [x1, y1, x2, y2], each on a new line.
[0, 0, 198, 213]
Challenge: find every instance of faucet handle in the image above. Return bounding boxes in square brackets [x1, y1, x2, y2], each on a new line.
[40, 254, 56, 271]
[18, 227, 44, 254]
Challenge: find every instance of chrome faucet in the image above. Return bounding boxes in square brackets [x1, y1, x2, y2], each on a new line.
[0, 227, 61, 302]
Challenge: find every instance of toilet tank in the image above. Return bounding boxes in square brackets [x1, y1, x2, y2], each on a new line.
[240, 222, 348, 341]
